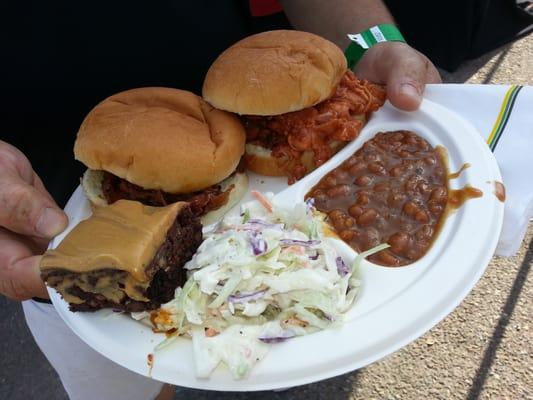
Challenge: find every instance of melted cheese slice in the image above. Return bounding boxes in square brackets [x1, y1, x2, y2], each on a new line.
[40, 200, 188, 282]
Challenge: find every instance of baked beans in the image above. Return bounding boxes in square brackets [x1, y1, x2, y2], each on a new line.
[306, 131, 448, 267]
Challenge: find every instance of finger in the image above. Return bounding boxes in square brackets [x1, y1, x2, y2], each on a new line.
[383, 51, 429, 112]
[0, 180, 68, 238]
[32, 172, 56, 203]
[0, 142, 55, 201]
[0, 227, 48, 300]
[0, 141, 68, 238]
[0, 141, 35, 183]
[353, 47, 383, 84]
[426, 62, 442, 84]
[355, 43, 438, 111]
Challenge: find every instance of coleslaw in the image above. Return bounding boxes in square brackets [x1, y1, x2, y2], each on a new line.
[138, 191, 387, 379]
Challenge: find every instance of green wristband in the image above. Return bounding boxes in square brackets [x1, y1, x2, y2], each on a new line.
[345, 24, 406, 69]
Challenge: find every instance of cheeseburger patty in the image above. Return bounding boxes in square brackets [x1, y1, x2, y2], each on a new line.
[43, 207, 202, 312]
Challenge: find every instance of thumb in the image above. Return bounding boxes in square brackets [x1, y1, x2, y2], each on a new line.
[0, 142, 68, 239]
[358, 42, 440, 111]
[0, 181, 68, 239]
[385, 56, 428, 112]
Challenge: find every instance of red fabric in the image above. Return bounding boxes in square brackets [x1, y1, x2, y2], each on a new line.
[249, 0, 283, 17]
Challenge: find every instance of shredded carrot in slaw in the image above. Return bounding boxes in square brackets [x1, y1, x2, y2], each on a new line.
[204, 327, 219, 337]
[286, 245, 305, 255]
[251, 190, 273, 212]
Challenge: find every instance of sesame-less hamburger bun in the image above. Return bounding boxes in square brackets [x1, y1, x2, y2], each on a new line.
[203, 30, 347, 116]
[74, 87, 248, 224]
[75, 87, 244, 193]
[202, 30, 386, 183]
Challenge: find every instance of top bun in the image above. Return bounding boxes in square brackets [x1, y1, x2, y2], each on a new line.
[74, 87, 246, 193]
[202, 30, 347, 116]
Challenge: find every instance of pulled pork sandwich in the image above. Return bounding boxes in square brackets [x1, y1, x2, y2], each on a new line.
[41, 200, 203, 312]
[74, 87, 248, 225]
[203, 30, 387, 183]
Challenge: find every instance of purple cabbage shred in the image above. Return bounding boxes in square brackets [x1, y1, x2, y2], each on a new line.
[336, 256, 350, 276]
[250, 232, 268, 255]
[258, 331, 296, 343]
[280, 239, 321, 247]
[228, 289, 268, 304]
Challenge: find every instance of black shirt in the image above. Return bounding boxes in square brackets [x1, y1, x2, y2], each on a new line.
[1, 1, 290, 205]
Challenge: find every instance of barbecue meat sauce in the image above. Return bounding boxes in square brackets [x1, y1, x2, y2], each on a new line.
[101, 172, 232, 217]
[243, 71, 386, 183]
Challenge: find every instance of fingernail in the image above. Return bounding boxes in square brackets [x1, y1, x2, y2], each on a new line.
[36, 207, 67, 237]
[399, 83, 421, 100]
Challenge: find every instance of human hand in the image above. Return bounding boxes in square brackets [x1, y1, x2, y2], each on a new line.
[355, 41, 441, 111]
[0, 141, 68, 300]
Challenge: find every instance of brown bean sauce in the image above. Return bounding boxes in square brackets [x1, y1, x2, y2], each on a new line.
[306, 130, 449, 267]
[448, 185, 483, 208]
[448, 163, 471, 179]
[494, 181, 506, 202]
[436, 148, 484, 208]
[147, 353, 154, 376]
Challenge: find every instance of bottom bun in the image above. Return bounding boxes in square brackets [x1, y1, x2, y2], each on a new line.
[243, 144, 286, 177]
[199, 172, 248, 226]
[82, 169, 108, 207]
[81, 169, 248, 225]
[244, 141, 347, 178]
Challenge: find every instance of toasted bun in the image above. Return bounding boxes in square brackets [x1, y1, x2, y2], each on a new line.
[244, 140, 351, 177]
[81, 169, 248, 225]
[203, 30, 347, 116]
[74, 87, 246, 193]
[243, 144, 286, 177]
[81, 169, 108, 208]
[199, 172, 248, 226]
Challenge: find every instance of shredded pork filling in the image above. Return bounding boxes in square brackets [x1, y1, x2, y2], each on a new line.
[243, 71, 387, 183]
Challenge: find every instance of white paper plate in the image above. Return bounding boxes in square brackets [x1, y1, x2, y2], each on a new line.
[47, 99, 504, 391]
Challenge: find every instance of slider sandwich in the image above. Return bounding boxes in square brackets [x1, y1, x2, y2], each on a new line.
[75, 87, 248, 225]
[40, 200, 202, 312]
[203, 30, 387, 183]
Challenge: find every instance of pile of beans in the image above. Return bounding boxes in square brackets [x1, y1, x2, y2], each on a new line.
[306, 130, 448, 266]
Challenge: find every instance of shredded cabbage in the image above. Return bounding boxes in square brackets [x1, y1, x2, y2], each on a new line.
[148, 193, 388, 379]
